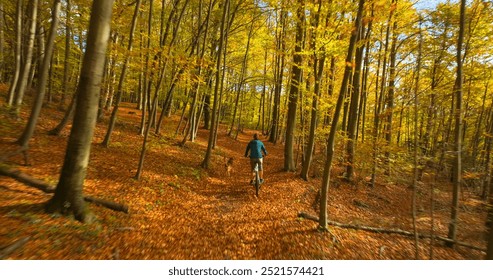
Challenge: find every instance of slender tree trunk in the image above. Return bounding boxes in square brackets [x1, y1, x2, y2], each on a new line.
[139, 0, 154, 136]
[412, 19, 423, 260]
[45, 0, 114, 223]
[18, 0, 62, 148]
[182, 0, 214, 145]
[201, 0, 229, 169]
[300, 0, 324, 181]
[0, 3, 4, 83]
[384, 18, 398, 173]
[14, 0, 39, 116]
[345, 21, 366, 181]
[284, 0, 305, 172]
[102, 0, 142, 147]
[482, 107, 493, 200]
[228, 20, 254, 137]
[269, 9, 286, 143]
[447, 0, 466, 247]
[370, 2, 395, 186]
[7, 1, 23, 106]
[60, 0, 71, 108]
[319, 0, 365, 230]
[471, 82, 489, 168]
[48, 92, 77, 136]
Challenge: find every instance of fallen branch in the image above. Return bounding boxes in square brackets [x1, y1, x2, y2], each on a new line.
[0, 166, 55, 193]
[0, 166, 128, 213]
[298, 212, 485, 252]
[0, 236, 30, 259]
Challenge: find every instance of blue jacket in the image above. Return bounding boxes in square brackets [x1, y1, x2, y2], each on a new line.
[245, 140, 267, 158]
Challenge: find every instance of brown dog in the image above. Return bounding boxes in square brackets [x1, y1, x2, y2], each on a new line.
[225, 157, 234, 176]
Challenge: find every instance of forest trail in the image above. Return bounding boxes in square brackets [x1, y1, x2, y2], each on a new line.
[125, 126, 331, 259]
[173, 129, 319, 259]
[0, 102, 487, 260]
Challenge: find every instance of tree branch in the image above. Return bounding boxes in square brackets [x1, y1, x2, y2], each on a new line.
[298, 212, 485, 252]
[0, 165, 55, 193]
[0, 236, 30, 259]
[0, 166, 128, 213]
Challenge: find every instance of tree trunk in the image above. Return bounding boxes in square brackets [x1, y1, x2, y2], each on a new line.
[487, 177, 493, 259]
[135, 0, 188, 178]
[370, 0, 395, 186]
[319, 0, 365, 230]
[18, 0, 62, 148]
[300, 0, 324, 181]
[201, 0, 229, 169]
[269, 8, 286, 144]
[345, 21, 366, 181]
[45, 0, 114, 223]
[412, 19, 423, 260]
[7, 0, 23, 106]
[482, 106, 493, 200]
[48, 92, 77, 136]
[383, 18, 398, 172]
[60, 0, 71, 108]
[181, 0, 214, 145]
[102, 0, 142, 147]
[13, 0, 39, 116]
[228, 19, 254, 137]
[447, 0, 465, 247]
[284, 0, 304, 172]
[0, 3, 4, 83]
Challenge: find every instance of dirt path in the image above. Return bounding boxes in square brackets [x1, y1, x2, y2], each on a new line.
[137, 130, 329, 259]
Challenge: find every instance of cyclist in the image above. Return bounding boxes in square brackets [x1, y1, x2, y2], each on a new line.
[244, 133, 267, 184]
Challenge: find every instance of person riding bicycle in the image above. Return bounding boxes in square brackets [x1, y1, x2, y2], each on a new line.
[244, 133, 267, 184]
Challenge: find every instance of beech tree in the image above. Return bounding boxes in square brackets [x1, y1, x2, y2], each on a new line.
[45, 0, 114, 222]
[18, 0, 62, 149]
[319, 0, 365, 230]
[284, 0, 305, 172]
[447, 0, 466, 248]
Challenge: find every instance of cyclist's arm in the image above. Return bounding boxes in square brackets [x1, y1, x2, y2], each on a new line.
[261, 144, 267, 156]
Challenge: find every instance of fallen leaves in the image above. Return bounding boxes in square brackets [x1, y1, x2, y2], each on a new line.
[0, 102, 488, 260]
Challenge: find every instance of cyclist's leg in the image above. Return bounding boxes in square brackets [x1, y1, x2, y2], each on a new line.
[258, 158, 264, 183]
[249, 158, 256, 183]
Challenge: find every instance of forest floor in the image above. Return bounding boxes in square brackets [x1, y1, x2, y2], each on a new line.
[0, 91, 489, 260]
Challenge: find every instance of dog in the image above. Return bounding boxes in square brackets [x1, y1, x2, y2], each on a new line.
[225, 157, 234, 176]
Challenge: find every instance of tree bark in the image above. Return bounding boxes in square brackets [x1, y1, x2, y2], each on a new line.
[13, 0, 39, 116]
[0, 3, 4, 83]
[18, 0, 62, 148]
[45, 0, 114, 223]
[102, 0, 142, 147]
[300, 0, 325, 181]
[345, 21, 366, 181]
[269, 8, 286, 144]
[7, 0, 23, 106]
[201, 0, 230, 169]
[447, 0, 465, 247]
[284, 0, 305, 172]
[319, 0, 365, 230]
[412, 19, 423, 259]
[60, 0, 71, 108]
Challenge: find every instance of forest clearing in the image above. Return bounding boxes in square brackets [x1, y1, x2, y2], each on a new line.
[0, 0, 492, 260]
